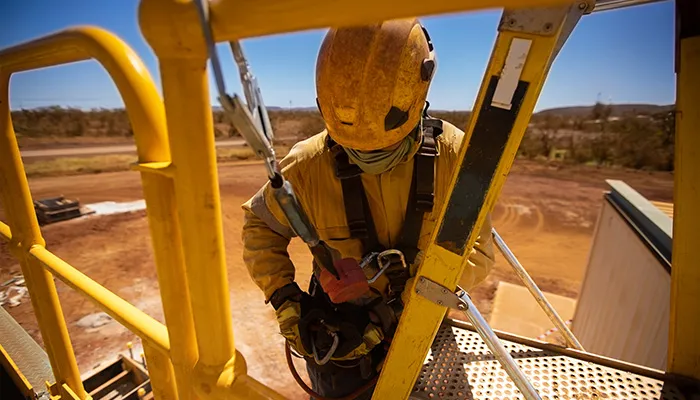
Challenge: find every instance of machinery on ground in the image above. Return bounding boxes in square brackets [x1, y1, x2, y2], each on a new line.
[1, 0, 698, 399]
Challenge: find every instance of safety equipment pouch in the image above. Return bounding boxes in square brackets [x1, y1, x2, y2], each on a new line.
[319, 258, 370, 304]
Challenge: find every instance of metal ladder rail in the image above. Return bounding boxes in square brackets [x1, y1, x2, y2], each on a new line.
[492, 228, 585, 350]
[374, 3, 594, 399]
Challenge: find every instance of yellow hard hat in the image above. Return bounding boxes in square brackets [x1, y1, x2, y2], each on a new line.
[315, 18, 436, 151]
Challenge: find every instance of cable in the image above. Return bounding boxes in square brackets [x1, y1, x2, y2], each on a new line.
[285, 342, 379, 400]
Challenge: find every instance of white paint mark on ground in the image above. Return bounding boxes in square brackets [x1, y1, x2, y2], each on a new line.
[76, 312, 113, 329]
[85, 200, 146, 216]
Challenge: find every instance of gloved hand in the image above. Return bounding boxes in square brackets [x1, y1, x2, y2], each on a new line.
[331, 322, 384, 361]
[299, 298, 385, 363]
[275, 299, 312, 357]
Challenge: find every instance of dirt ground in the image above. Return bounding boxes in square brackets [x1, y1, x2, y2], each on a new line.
[0, 159, 673, 398]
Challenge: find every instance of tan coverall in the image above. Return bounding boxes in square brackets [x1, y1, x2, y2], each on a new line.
[241, 120, 495, 303]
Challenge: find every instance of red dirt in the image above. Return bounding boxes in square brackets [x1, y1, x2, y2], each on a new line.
[0, 159, 673, 398]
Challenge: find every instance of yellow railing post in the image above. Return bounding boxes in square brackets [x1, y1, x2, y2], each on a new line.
[151, 49, 237, 374]
[140, 0, 237, 374]
[139, 2, 286, 398]
[143, 341, 179, 400]
[0, 74, 88, 400]
[669, 0, 700, 381]
[137, 173, 198, 400]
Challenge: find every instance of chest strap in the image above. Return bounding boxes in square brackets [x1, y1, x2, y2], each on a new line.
[329, 117, 443, 263]
[327, 117, 442, 339]
[331, 147, 382, 254]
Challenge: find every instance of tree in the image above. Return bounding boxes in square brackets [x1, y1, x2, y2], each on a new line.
[539, 114, 564, 158]
[590, 101, 612, 121]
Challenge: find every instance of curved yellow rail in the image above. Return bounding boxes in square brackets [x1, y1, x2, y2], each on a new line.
[0, 26, 168, 161]
[0, 26, 189, 400]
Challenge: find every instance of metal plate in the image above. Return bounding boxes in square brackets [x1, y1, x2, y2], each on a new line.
[412, 323, 688, 400]
[498, 8, 570, 36]
[414, 277, 465, 310]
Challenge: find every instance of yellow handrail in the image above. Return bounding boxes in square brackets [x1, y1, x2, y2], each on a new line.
[0, 26, 186, 400]
[29, 246, 171, 355]
[0, 25, 283, 400]
[0, 26, 169, 161]
[0, 221, 11, 241]
[138, 0, 573, 57]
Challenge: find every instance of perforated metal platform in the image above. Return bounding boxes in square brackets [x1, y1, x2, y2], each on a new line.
[412, 320, 693, 400]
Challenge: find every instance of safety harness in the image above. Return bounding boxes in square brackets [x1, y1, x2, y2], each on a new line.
[274, 114, 444, 373]
[324, 115, 444, 338]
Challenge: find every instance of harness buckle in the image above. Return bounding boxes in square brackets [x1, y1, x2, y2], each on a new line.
[415, 192, 435, 211]
[348, 220, 369, 239]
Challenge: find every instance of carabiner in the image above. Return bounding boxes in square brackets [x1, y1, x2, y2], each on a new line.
[366, 249, 408, 284]
[311, 330, 339, 366]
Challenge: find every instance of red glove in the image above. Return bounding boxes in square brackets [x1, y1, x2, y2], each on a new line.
[319, 258, 370, 303]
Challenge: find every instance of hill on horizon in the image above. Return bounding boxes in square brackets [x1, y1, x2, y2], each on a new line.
[219, 102, 674, 117]
[534, 103, 674, 117]
[27, 102, 672, 117]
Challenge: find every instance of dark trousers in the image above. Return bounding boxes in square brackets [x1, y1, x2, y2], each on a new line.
[305, 357, 377, 400]
[303, 276, 384, 399]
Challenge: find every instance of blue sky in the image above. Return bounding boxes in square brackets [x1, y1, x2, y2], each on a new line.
[1, 0, 675, 111]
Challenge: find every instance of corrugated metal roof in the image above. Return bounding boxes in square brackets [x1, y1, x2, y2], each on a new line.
[606, 180, 673, 267]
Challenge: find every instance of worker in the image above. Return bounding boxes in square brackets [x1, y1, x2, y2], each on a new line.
[241, 18, 495, 399]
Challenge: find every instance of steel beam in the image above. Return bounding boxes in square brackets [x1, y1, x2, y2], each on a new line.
[669, 0, 700, 381]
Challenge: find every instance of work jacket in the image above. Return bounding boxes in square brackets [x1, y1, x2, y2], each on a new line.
[241, 120, 495, 302]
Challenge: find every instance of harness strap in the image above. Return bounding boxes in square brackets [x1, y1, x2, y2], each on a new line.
[327, 117, 443, 339]
[331, 142, 382, 254]
[329, 117, 442, 256]
[396, 118, 442, 265]
[384, 119, 441, 304]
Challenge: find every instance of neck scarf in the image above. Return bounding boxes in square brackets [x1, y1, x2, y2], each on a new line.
[344, 132, 417, 175]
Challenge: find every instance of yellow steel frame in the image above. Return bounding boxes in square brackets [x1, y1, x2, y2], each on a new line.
[0, 26, 279, 400]
[374, 5, 590, 397]
[0, 1, 697, 399]
[669, 2, 700, 381]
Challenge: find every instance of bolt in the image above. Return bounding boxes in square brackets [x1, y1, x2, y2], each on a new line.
[508, 18, 516, 27]
[416, 290, 421, 295]
[458, 303, 466, 311]
[578, 2, 587, 10]
[442, 288, 447, 294]
[544, 23, 553, 32]
[437, 300, 443, 306]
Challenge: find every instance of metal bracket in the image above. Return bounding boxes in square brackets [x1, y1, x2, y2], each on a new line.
[414, 276, 467, 311]
[414, 276, 543, 399]
[499, 7, 570, 35]
[498, 2, 592, 78]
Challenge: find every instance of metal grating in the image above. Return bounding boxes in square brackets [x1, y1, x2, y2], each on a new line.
[412, 322, 687, 400]
[0, 304, 54, 399]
